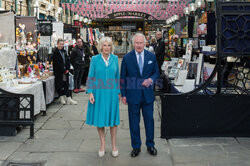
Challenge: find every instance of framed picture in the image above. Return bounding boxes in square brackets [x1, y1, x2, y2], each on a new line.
[177, 58, 185, 69]
[200, 40, 206, 47]
[169, 67, 179, 79]
[193, 38, 199, 49]
[174, 70, 188, 86]
[196, 53, 204, 85]
[185, 43, 193, 62]
[182, 38, 188, 48]
[187, 62, 198, 79]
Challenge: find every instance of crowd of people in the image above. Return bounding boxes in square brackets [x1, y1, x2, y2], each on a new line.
[52, 31, 165, 159]
[145, 32, 166, 74]
[52, 38, 100, 105]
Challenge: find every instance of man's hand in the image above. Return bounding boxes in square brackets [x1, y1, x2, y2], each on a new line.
[89, 93, 95, 104]
[122, 97, 127, 105]
[142, 78, 153, 87]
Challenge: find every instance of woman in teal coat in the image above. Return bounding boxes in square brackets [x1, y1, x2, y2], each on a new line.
[86, 37, 120, 158]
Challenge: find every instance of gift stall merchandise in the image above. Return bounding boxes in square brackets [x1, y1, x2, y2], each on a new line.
[0, 44, 17, 90]
[15, 17, 54, 84]
[0, 12, 18, 90]
[16, 16, 38, 66]
[162, 3, 219, 93]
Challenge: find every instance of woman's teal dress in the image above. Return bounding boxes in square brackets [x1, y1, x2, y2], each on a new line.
[86, 54, 120, 127]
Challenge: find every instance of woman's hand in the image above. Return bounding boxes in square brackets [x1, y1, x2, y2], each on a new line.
[119, 94, 121, 102]
[89, 93, 95, 104]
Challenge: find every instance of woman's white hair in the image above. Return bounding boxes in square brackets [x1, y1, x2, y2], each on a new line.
[132, 33, 146, 45]
[98, 37, 114, 53]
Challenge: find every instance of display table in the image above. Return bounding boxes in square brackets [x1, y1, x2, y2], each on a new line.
[42, 76, 56, 105]
[7, 81, 46, 115]
[160, 95, 250, 139]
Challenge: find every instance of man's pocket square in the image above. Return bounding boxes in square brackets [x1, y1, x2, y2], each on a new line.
[148, 61, 153, 64]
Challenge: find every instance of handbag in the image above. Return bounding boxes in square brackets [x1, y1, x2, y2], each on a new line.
[68, 73, 74, 90]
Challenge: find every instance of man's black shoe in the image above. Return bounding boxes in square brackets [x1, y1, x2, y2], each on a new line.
[131, 148, 141, 157]
[147, 147, 157, 156]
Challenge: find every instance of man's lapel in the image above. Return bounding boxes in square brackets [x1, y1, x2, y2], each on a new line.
[131, 50, 140, 74]
[142, 50, 150, 75]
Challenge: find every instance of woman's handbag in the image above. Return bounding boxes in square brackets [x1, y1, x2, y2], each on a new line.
[68, 72, 74, 90]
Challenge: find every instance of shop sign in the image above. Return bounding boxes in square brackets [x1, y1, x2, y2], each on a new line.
[109, 26, 124, 31]
[108, 11, 151, 19]
[122, 23, 136, 30]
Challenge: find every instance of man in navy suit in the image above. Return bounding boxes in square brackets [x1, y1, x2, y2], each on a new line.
[120, 33, 160, 157]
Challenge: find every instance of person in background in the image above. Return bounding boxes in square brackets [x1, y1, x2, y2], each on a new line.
[154, 31, 165, 73]
[91, 41, 99, 55]
[81, 40, 93, 86]
[70, 38, 92, 93]
[53, 39, 77, 105]
[86, 37, 120, 158]
[146, 35, 151, 42]
[150, 37, 157, 51]
[144, 40, 154, 54]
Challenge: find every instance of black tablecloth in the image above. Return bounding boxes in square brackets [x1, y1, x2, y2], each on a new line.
[161, 95, 250, 139]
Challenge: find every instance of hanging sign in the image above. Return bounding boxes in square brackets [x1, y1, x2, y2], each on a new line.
[108, 11, 151, 19]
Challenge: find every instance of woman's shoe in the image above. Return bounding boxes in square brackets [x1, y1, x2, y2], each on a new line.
[98, 150, 105, 157]
[67, 97, 77, 105]
[112, 150, 119, 157]
[60, 96, 66, 105]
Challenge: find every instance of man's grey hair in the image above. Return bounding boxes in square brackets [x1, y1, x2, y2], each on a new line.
[132, 33, 147, 45]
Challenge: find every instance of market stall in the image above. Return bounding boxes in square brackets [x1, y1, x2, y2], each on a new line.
[16, 16, 38, 65]
[6, 81, 46, 115]
[160, 0, 250, 139]
[42, 76, 57, 105]
[0, 12, 56, 116]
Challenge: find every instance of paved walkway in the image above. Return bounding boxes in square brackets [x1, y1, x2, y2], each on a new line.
[1, 58, 250, 166]
[1, 92, 250, 166]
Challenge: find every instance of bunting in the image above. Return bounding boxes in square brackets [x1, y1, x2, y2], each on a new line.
[61, 0, 192, 20]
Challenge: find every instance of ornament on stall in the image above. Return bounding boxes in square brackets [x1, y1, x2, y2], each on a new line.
[16, 27, 21, 37]
[26, 32, 34, 43]
[18, 65, 22, 78]
[28, 66, 32, 73]
[169, 28, 175, 35]
[38, 62, 44, 71]
[22, 64, 31, 77]
[27, 42, 35, 49]
[34, 64, 41, 78]
[16, 23, 27, 48]
[37, 33, 41, 44]
[19, 50, 25, 56]
[172, 34, 179, 43]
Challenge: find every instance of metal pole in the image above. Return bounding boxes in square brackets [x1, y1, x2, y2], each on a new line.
[28, 0, 31, 16]
[15, 0, 17, 13]
[20, 1, 22, 15]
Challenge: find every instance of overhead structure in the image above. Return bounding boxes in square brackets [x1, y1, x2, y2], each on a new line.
[61, 0, 192, 20]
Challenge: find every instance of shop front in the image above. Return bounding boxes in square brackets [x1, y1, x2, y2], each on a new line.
[92, 18, 144, 55]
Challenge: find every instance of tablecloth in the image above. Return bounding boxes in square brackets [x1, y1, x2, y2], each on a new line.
[42, 76, 57, 105]
[7, 81, 46, 115]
